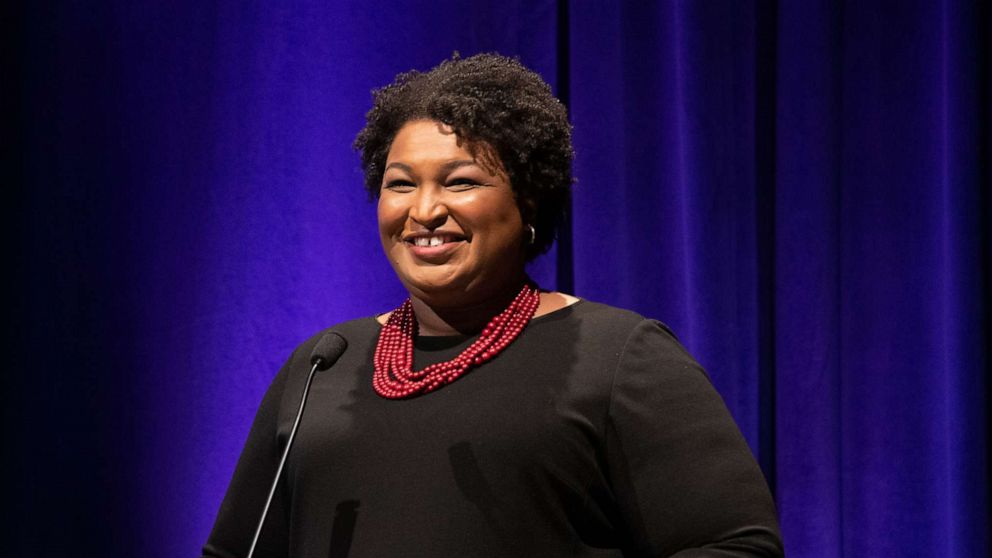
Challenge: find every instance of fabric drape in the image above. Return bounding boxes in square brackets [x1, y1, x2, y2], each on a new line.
[8, 1, 988, 556]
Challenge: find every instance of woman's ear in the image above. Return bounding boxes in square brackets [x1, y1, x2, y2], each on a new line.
[519, 196, 538, 226]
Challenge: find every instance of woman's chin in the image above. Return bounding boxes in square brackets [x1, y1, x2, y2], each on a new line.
[399, 272, 469, 300]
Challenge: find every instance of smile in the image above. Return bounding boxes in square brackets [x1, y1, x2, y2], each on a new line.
[402, 232, 467, 262]
[409, 234, 460, 247]
[403, 231, 467, 246]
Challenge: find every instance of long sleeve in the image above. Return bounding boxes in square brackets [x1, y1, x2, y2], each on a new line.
[605, 320, 783, 557]
[200, 349, 297, 558]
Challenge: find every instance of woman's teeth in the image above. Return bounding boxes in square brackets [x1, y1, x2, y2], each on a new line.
[413, 236, 449, 247]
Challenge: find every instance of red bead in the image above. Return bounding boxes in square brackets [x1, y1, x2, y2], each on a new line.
[372, 283, 540, 399]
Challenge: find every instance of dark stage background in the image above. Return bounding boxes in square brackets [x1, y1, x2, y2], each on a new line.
[5, 1, 990, 556]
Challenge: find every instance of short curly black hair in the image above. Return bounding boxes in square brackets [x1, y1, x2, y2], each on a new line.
[354, 53, 574, 260]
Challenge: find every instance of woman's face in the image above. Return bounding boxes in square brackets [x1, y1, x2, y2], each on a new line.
[378, 119, 526, 306]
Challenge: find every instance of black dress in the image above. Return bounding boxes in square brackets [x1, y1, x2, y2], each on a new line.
[201, 300, 783, 557]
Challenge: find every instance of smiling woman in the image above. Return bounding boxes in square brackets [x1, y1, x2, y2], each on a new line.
[378, 120, 527, 317]
[201, 53, 784, 557]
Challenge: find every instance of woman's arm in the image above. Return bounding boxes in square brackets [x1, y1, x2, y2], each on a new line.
[605, 320, 783, 557]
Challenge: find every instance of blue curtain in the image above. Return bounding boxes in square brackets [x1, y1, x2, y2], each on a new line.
[7, 1, 988, 556]
[568, 2, 991, 556]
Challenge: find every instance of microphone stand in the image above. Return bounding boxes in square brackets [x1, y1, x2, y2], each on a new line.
[245, 358, 322, 558]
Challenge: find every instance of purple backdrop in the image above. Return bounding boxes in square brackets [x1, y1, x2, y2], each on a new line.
[6, 1, 989, 557]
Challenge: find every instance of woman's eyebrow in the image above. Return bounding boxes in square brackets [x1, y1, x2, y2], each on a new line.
[384, 162, 413, 173]
[383, 160, 476, 174]
[439, 160, 478, 173]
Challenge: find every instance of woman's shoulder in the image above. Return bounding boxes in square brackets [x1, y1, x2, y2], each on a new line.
[531, 297, 683, 357]
[284, 315, 381, 365]
[551, 297, 673, 334]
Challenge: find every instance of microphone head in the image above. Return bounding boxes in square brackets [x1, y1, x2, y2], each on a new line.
[310, 332, 347, 370]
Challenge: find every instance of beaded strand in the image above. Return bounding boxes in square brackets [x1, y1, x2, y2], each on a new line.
[372, 283, 541, 399]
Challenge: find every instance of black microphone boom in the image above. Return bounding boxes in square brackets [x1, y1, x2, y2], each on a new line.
[246, 332, 348, 558]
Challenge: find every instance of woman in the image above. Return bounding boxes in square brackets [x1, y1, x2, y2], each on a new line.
[202, 54, 783, 557]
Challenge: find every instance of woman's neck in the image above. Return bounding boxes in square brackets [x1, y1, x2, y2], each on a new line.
[409, 281, 526, 336]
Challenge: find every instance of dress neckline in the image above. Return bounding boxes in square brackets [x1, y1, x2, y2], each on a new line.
[371, 298, 586, 342]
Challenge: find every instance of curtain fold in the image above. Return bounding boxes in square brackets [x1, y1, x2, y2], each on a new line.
[569, 1, 989, 556]
[570, 0, 766, 472]
[7, 1, 989, 556]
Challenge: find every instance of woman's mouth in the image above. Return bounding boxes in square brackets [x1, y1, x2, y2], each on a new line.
[404, 233, 466, 261]
[411, 234, 456, 247]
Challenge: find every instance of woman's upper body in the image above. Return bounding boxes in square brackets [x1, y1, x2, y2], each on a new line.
[202, 53, 783, 557]
[201, 299, 782, 557]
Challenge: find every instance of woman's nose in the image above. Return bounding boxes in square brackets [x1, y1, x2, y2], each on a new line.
[409, 186, 448, 228]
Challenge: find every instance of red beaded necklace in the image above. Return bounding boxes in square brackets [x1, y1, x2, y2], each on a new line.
[372, 282, 541, 399]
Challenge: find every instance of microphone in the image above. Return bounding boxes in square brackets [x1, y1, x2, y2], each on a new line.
[311, 332, 348, 370]
[246, 332, 348, 558]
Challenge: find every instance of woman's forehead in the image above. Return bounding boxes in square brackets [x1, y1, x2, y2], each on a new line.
[386, 120, 464, 161]
[386, 120, 504, 177]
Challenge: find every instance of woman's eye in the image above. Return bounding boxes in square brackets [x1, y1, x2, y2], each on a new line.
[384, 180, 415, 192]
[446, 179, 479, 191]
